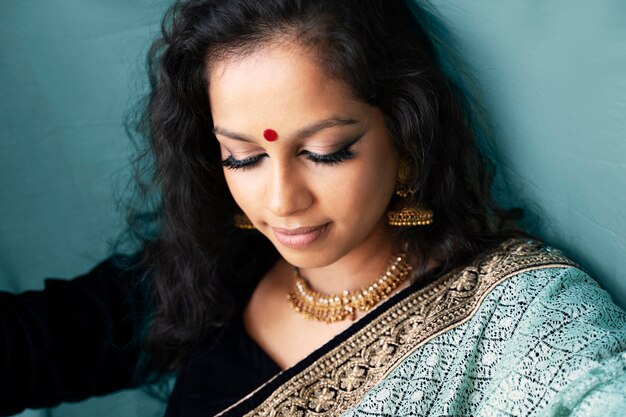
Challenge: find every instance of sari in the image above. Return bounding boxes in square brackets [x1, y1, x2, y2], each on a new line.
[216, 239, 626, 416]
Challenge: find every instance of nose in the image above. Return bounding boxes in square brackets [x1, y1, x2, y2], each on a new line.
[265, 162, 313, 218]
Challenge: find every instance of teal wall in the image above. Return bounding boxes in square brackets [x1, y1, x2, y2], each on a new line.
[0, 0, 624, 415]
[429, 0, 626, 308]
[0, 0, 169, 416]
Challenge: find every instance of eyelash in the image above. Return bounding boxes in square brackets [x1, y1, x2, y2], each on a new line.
[221, 142, 358, 171]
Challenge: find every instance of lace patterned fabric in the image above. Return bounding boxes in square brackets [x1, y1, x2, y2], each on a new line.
[342, 267, 626, 416]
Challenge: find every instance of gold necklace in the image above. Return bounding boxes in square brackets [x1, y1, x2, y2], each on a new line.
[287, 254, 412, 323]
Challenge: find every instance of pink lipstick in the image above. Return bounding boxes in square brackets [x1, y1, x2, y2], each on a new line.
[272, 223, 329, 249]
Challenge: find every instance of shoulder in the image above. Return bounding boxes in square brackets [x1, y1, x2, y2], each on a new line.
[459, 240, 626, 416]
[450, 238, 604, 309]
[440, 238, 626, 332]
[351, 240, 626, 416]
[469, 238, 583, 289]
[396, 238, 626, 373]
[405, 239, 597, 335]
[466, 239, 618, 316]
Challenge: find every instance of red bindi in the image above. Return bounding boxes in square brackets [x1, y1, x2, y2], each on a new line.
[263, 129, 278, 142]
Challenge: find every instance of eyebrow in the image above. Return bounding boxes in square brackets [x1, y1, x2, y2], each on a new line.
[212, 118, 359, 143]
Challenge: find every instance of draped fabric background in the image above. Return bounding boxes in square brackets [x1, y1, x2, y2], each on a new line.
[0, 0, 624, 416]
[0, 1, 170, 416]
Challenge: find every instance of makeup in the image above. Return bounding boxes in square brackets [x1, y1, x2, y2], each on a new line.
[272, 224, 329, 249]
[263, 129, 278, 142]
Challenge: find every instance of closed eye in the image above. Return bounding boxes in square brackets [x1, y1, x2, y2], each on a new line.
[300, 147, 356, 165]
[221, 135, 361, 170]
[221, 154, 266, 170]
[300, 136, 361, 165]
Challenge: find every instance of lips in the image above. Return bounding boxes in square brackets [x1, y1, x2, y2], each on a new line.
[272, 223, 329, 249]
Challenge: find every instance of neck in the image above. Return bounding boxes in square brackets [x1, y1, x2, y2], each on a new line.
[294, 222, 397, 294]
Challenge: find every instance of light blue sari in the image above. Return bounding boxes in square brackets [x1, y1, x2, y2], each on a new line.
[218, 240, 626, 416]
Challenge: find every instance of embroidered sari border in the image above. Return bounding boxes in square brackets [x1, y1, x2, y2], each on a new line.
[219, 239, 578, 417]
[378, 261, 575, 381]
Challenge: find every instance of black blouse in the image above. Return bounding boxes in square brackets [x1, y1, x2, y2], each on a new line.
[0, 256, 143, 416]
[165, 312, 281, 416]
[0, 250, 283, 417]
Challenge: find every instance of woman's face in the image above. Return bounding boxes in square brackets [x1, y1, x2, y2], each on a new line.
[209, 40, 399, 269]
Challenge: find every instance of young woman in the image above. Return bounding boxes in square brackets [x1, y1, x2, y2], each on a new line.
[2, 0, 625, 416]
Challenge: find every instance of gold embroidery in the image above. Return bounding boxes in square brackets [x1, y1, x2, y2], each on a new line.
[219, 239, 577, 417]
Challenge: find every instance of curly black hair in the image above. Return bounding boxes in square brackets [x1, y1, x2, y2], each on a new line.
[126, 0, 523, 372]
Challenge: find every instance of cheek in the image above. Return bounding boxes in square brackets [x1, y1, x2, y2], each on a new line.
[356, 164, 395, 205]
[321, 158, 396, 219]
[356, 159, 397, 214]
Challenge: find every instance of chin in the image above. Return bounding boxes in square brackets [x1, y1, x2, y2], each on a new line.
[276, 246, 343, 269]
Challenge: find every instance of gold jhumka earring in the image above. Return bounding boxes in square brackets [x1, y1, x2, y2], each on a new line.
[387, 162, 434, 227]
[233, 213, 256, 230]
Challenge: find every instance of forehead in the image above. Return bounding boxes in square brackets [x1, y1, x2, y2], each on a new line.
[207, 40, 363, 133]
[207, 39, 345, 93]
